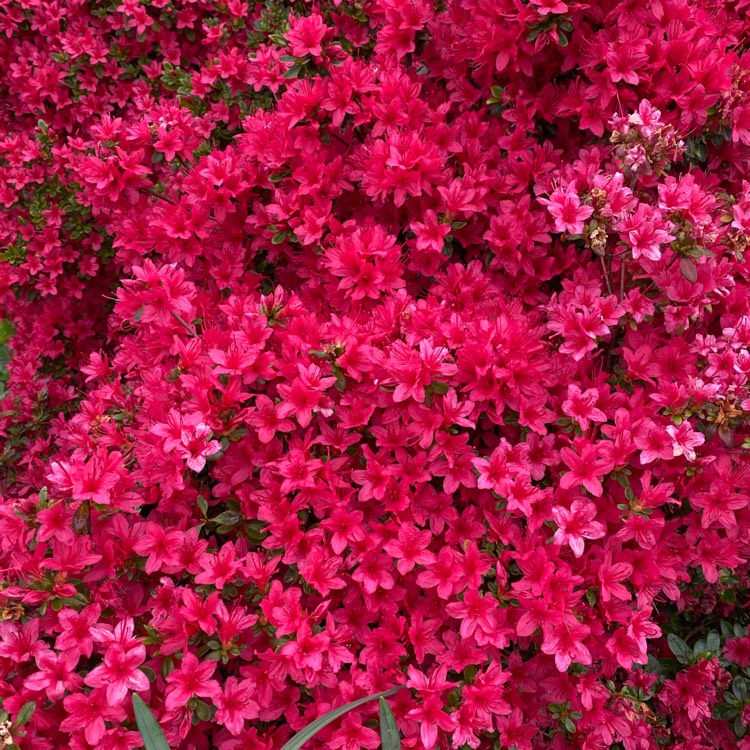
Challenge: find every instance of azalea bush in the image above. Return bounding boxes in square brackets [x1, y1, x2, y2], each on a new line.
[3, 0, 750, 748]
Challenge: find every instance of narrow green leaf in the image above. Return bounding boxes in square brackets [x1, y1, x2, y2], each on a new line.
[196, 495, 208, 516]
[379, 698, 401, 750]
[280, 688, 401, 750]
[13, 701, 36, 728]
[132, 694, 170, 750]
[526, 26, 542, 42]
[284, 63, 303, 79]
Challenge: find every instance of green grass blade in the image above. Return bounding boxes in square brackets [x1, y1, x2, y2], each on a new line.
[132, 694, 170, 750]
[379, 697, 401, 750]
[280, 687, 401, 750]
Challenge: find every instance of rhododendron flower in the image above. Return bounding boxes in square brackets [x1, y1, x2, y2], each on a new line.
[665, 421, 705, 461]
[286, 14, 329, 57]
[330, 714, 381, 750]
[607, 627, 646, 670]
[55, 604, 101, 658]
[628, 100, 663, 138]
[177, 422, 222, 472]
[25, 650, 83, 700]
[410, 211, 451, 253]
[497, 710, 538, 750]
[597, 553, 632, 602]
[445, 589, 498, 638]
[194, 541, 243, 590]
[83, 644, 150, 704]
[542, 620, 592, 672]
[406, 695, 456, 749]
[538, 184, 594, 235]
[724, 637, 750, 667]
[383, 523, 433, 574]
[616, 205, 675, 261]
[165, 652, 221, 711]
[634, 420, 674, 464]
[531, 0, 568, 13]
[552, 499, 606, 557]
[62, 690, 126, 746]
[562, 385, 607, 430]
[215, 677, 260, 735]
[559, 444, 613, 497]
[3, 3, 750, 748]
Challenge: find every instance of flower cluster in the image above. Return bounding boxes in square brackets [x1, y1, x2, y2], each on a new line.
[3, 0, 750, 749]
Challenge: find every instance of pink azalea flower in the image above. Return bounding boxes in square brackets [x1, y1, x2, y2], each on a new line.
[538, 183, 594, 235]
[84, 644, 150, 705]
[552, 499, 606, 557]
[164, 652, 221, 711]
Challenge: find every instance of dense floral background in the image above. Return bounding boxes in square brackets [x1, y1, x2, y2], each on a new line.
[3, 0, 750, 748]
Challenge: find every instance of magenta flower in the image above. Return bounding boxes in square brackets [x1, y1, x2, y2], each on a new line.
[84, 644, 150, 705]
[538, 183, 594, 235]
[164, 652, 221, 711]
[552, 499, 606, 557]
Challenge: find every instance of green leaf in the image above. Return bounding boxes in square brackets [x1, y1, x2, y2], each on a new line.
[0, 318, 13, 344]
[192, 698, 213, 722]
[284, 63, 303, 79]
[197, 496, 208, 516]
[211, 510, 240, 526]
[379, 698, 401, 750]
[133, 306, 145, 323]
[161, 656, 175, 680]
[667, 634, 691, 664]
[679, 256, 698, 283]
[734, 675, 748, 702]
[13, 701, 36, 728]
[132, 694, 170, 750]
[736, 715, 747, 737]
[141, 666, 157, 683]
[526, 25, 543, 42]
[280, 688, 401, 750]
[706, 631, 721, 653]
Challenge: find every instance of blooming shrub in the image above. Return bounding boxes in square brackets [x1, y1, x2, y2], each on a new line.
[3, 0, 750, 748]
